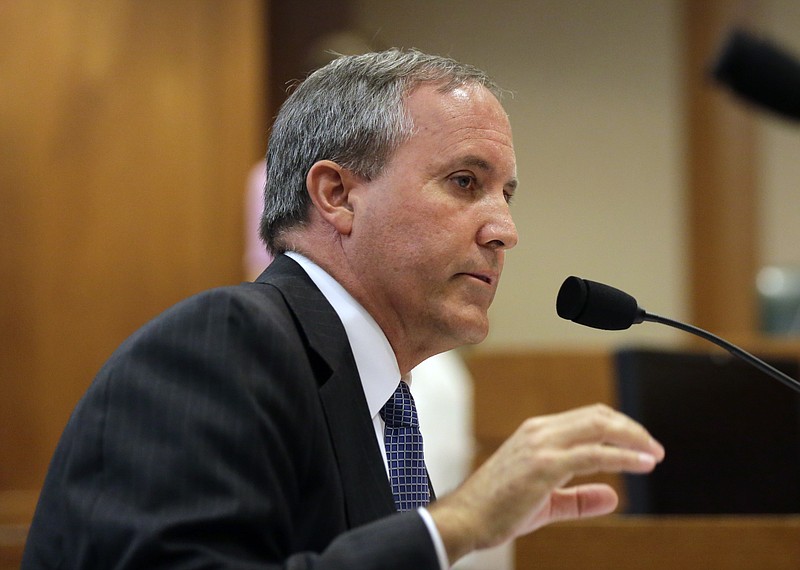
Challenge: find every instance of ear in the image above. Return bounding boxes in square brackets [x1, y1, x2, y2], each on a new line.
[306, 160, 358, 236]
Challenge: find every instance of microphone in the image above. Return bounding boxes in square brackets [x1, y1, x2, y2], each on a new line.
[711, 28, 800, 121]
[556, 275, 800, 394]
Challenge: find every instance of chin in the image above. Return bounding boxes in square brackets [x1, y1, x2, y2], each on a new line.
[451, 315, 490, 346]
[463, 329, 489, 346]
[429, 303, 490, 346]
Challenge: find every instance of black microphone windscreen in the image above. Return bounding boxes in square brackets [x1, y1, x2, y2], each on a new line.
[556, 276, 642, 331]
[712, 29, 800, 121]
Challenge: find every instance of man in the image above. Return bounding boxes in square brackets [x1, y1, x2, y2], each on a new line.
[23, 49, 664, 569]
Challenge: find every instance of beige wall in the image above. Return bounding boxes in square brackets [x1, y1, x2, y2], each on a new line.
[761, 1, 800, 267]
[351, 0, 688, 349]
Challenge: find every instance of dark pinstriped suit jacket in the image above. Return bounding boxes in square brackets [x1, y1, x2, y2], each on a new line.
[22, 255, 439, 569]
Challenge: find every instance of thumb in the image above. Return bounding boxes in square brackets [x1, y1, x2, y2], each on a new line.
[545, 483, 619, 525]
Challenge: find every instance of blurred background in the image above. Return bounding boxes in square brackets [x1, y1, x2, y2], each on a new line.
[3, 0, 800, 567]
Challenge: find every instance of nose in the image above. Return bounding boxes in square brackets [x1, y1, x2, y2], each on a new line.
[477, 197, 518, 250]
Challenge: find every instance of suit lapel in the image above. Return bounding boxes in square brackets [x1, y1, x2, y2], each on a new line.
[258, 256, 397, 527]
[318, 367, 397, 527]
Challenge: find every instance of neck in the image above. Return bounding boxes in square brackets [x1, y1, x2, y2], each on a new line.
[289, 231, 462, 375]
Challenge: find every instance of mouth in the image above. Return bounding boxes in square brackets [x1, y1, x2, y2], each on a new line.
[460, 272, 494, 286]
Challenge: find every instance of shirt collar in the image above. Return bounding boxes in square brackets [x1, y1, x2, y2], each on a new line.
[285, 252, 401, 419]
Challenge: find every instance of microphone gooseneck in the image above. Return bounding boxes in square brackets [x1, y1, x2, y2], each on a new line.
[556, 276, 800, 394]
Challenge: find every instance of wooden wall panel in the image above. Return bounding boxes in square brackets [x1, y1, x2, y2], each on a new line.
[684, 0, 761, 335]
[516, 515, 800, 570]
[0, 0, 266, 516]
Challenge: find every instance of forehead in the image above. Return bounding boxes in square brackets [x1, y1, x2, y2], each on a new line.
[400, 83, 515, 169]
[405, 82, 511, 133]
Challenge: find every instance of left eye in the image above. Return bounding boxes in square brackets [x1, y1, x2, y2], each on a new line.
[453, 175, 474, 189]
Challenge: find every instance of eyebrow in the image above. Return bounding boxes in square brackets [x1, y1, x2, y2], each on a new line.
[461, 155, 519, 191]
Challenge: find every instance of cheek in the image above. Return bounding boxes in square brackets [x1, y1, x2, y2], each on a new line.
[394, 222, 454, 267]
[360, 190, 472, 268]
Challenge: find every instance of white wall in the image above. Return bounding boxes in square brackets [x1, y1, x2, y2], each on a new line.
[351, 0, 687, 349]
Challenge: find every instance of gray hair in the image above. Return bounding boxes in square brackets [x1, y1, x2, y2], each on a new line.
[259, 48, 504, 254]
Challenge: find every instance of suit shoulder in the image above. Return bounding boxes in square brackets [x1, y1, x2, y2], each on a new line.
[128, 282, 295, 344]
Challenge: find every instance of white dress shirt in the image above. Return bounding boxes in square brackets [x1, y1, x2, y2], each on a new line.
[285, 252, 449, 570]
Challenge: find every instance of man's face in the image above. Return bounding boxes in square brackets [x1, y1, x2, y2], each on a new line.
[346, 82, 518, 362]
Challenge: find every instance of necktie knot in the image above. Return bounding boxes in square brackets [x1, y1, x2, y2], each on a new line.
[380, 381, 419, 429]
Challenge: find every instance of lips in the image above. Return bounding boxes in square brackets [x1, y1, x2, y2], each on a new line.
[461, 272, 494, 285]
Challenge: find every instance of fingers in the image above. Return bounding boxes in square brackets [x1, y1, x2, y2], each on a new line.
[536, 444, 658, 485]
[511, 404, 664, 488]
[521, 403, 665, 467]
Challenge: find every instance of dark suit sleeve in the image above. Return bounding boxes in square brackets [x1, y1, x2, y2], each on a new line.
[22, 286, 440, 570]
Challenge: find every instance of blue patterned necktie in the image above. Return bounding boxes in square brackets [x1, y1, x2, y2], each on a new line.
[380, 381, 430, 511]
